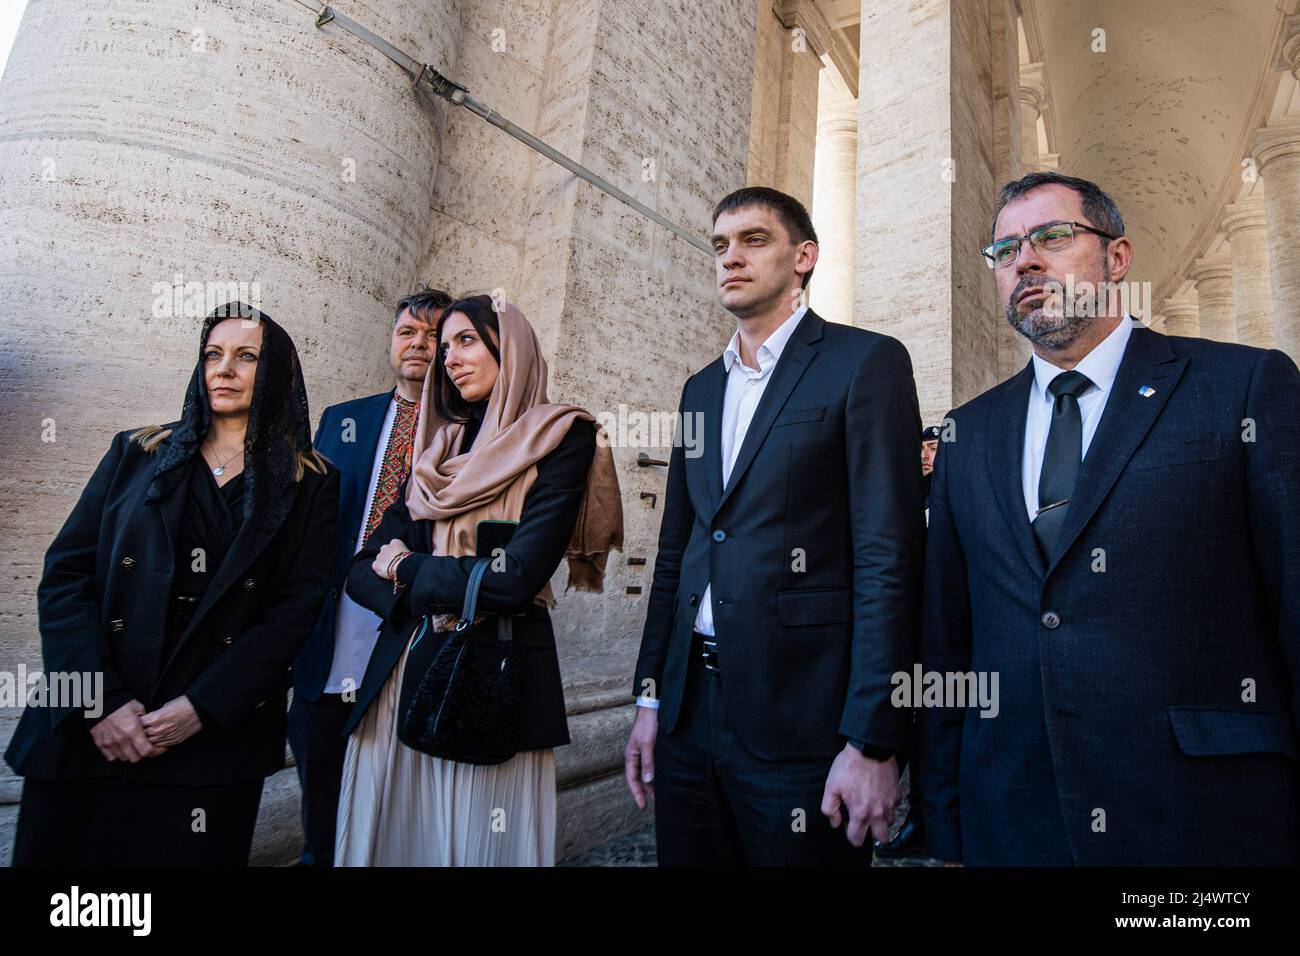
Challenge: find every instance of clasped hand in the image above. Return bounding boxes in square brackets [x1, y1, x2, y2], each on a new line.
[89, 696, 202, 763]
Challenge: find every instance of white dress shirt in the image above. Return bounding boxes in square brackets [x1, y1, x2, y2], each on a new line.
[324, 396, 398, 695]
[1021, 316, 1134, 521]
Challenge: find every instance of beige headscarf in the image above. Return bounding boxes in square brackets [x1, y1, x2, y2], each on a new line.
[405, 300, 623, 626]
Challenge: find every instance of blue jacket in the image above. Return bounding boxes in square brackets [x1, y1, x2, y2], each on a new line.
[292, 391, 392, 701]
[917, 326, 1300, 865]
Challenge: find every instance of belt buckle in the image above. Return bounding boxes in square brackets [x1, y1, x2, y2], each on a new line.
[701, 638, 719, 672]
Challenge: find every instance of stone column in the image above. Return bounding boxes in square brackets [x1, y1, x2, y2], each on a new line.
[810, 68, 857, 324]
[992, 0, 1031, 380]
[1161, 296, 1201, 337]
[1221, 197, 1274, 348]
[857, 0, 999, 426]
[1019, 62, 1048, 174]
[747, 0, 827, 209]
[1251, 122, 1300, 360]
[1189, 255, 1236, 342]
[0, 0, 461, 863]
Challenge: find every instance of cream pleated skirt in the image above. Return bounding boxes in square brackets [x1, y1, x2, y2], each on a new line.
[334, 637, 556, 867]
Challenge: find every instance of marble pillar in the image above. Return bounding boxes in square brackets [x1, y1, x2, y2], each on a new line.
[1251, 123, 1300, 360]
[1161, 296, 1201, 337]
[1189, 255, 1236, 343]
[856, 0, 1000, 427]
[1221, 197, 1274, 348]
[810, 68, 857, 324]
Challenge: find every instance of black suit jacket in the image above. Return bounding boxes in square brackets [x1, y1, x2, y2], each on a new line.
[633, 309, 925, 761]
[917, 325, 1300, 865]
[293, 391, 392, 701]
[341, 419, 597, 750]
[5, 429, 339, 785]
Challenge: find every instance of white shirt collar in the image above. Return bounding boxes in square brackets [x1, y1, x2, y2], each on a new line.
[1030, 315, 1134, 401]
[723, 304, 808, 374]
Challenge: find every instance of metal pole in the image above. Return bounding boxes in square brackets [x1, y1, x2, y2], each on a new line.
[290, 1, 714, 257]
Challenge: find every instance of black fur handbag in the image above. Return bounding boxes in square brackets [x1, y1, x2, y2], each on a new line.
[397, 557, 520, 764]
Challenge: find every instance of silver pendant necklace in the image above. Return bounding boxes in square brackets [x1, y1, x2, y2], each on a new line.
[205, 443, 243, 477]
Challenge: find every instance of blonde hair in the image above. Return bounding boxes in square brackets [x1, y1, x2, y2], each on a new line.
[130, 425, 326, 480]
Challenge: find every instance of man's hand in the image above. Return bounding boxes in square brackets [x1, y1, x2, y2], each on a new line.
[820, 744, 901, 847]
[372, 538, 411, 579]
[623, 706, 658, 810]
[89, 700, 167, 763]
[140, 696, 203, 748]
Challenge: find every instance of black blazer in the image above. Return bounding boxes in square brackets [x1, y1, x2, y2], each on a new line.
[632, 309, 926, 761]
[294, 391, 392, 701]
[342, 419, 597, 750]
[5, 429, 339, 786]
[916, 326, 1300, 866]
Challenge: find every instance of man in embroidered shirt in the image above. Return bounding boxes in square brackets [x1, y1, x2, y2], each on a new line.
[288, 286, 451, 866]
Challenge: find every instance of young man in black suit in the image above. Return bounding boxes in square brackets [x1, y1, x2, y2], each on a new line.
[624, 187, 925, 865]
[288, 286, 451, 866]
[917, 172, 1300, 865]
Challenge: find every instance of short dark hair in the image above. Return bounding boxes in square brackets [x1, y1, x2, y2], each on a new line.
[712, 186, 819, 289]
[990, 172, 1124, 244]
[431, 294, 502, 423]
[393, 285, 453, 328]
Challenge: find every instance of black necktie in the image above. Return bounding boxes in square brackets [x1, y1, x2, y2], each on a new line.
[1033, 370, 1093, 563]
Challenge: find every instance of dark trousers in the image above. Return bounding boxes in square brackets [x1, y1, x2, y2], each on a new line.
[287, 691, 353, 867]
[653, 641, 871, 867]
[12, 776, 262, 866]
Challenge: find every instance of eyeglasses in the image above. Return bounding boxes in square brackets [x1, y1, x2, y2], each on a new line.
[981, 220, 1119, 269]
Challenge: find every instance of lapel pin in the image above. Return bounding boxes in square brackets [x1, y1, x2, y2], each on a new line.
[1138, 385, 1156, 398]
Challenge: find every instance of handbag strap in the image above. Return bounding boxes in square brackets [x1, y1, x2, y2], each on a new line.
[456, 557, 492, 632]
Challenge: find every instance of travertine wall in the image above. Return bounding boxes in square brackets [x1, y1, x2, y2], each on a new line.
[747, 1, 819, 208]
[856, 0, 1001, 428]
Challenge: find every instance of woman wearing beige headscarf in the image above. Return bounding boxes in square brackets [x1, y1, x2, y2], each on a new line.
[334, 294, 622, 866]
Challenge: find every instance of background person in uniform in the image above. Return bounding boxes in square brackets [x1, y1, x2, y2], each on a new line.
[6, 302, 338, 865]
[624, 187, 925, 866]
[288, 286, 451, 867]
[917, 172, 1300, 865]
[920, 424, 941, 518]
[334, 294, 622, 866]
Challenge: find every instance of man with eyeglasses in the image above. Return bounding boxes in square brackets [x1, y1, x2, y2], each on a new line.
[915, 171, 1300, 866]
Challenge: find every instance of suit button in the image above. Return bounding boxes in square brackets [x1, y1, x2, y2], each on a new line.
[1041, 611, 1061, 629]
[689, 592, 699, 607]
[348, 533, 357, 544]
[242, 578, 255, 590]
[109, 619, 124, 632]
[712, 530, 727, 542]
[120, 556, 135, 568]
[222, 636, 234, 646]
[330, 588, 339, 599]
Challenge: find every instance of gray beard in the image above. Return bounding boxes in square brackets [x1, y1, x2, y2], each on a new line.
[1005, 261, 1111, 350]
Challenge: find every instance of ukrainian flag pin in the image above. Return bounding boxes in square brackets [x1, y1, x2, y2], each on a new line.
[1138, 385, 1156, 398]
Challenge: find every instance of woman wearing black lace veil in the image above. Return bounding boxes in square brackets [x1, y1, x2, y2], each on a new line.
[5, 302, 339, 865]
